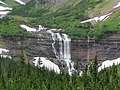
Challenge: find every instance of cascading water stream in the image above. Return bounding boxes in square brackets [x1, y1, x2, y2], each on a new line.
[20, 24, 75, 75]
[62, 34, 75, 75]
[47, 29, 75, 75]
[47, 30, 59, 59]
[56, 33, 63, 60]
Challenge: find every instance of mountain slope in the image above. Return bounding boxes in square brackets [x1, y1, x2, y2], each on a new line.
[1, 0, 120, 38]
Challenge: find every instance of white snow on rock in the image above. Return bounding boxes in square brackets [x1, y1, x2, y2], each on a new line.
[0, 48, 11, 59]
[33, 57, 60, 74]
[0, 1, 12, 19]
[20, 25, 38, 32]
[0, 48, 9, 54]
[79, 71, 83, 76]
[98, 58, 120, 72]
[0, 11, 10, 18]
[80, 13, 112, 24]
[0, 11, 10, 14]
[20, 25, 47, 32]
[0, 6, 12, 10]
[0, 1, 7, 5]
[113, 2, 120, 9]
[38, 25, 47, 31]
[15, 0, 26, 5]
[0, 55, 12, 59]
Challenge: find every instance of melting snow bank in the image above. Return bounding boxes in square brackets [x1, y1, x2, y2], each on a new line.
[0, 55, 12, 59]
[80, 13, 112, 23]
[0, 6, 12, 10]
[0, 48, 9, 54]
[0, 1, 7, 5]
[14, 0, 26, 5]
[0, 1, 12, 19]
[113, 2, 120, 9]
[33, 57, 60, 74]
[79, 57, 120, 76]
[81, 1, 120, 24]
[98, 58, 120, 72]
[20, 25, 45, 32]
[20, 25, 37, 32]
[0, 48, 11, 59]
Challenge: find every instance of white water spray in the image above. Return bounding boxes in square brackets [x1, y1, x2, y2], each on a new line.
[62, 34, 75, 75]
[48, 30, 75, 75]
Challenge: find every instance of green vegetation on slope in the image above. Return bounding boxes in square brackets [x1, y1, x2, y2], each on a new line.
[91, 11, 120, 39]
[1, 0, 120, 39]
[0, 18, 26, 36]
[11, 0, 104, 38]
[0, 58, 120, 90]
[1, 0, 19, 7]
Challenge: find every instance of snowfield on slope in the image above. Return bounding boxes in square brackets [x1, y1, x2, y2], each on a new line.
[113, 2, 120, 8]
[20, 25, 45, 32]
[81, 1, 120, 24]
[98, 58, 120, 72]
[0, 48, 11, 59]
[33, 57, 60, 74]
[0, 6, 12, 10]
[0, 48, 9, 54]
[80, 13, 112, 23]
[0, 1, 12, 18]
[0, 1, 7, 5]
[15, 0, 26, 5]
[20, 25, 37, 32]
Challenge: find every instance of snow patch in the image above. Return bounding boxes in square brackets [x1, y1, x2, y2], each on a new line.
[0, 48, 9, 54]
[0, 55, 12, 59]
[113, 2, 120, 9]
[0, 48, 11, 59]
[0, 11, 10, 14]
[80, 13, 112, 23]
[0, 1, 7, 5]
[38, 25, 46, 31]
[20, 25, 37, 32]
[98, 58, 120, 72]
[0, 6, 12, 10]
[0, 11, 10, 18]
[20, 25, 46, 32]
[33, 57, 60, 74]
[0, 2, 12, 19]
[15, 0, 26, 5]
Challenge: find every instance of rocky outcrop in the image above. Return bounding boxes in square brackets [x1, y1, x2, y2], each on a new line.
[1, 32, 120, 71]
[71, 33, 120, 66]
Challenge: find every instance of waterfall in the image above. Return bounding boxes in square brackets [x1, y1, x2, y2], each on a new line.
[62, 34, 74, 75]
[56, 33, 63, 60]
[48, 30, 75, 75]
[20, 25, 75, 75]
[47, 30, 59, 59]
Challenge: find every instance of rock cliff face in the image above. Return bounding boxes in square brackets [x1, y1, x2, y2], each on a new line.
[2, 32, 120, 71]
[71, 33, 120, 69]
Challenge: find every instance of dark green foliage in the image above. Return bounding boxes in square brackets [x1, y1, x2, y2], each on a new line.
[0, 19, 26, 36]
[0, 58, 120, 90]
[2, 0, 119, 39]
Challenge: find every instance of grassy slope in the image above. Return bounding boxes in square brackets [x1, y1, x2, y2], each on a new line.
[91, 11, 120, 39]
[1, 0, 120, 39]
[88, 0, 119, 16]
[12, 0, 102, 38]
[1, 0, 19, 7]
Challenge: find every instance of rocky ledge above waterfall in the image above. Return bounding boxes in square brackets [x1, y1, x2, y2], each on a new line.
[1, 27, 120, 75]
